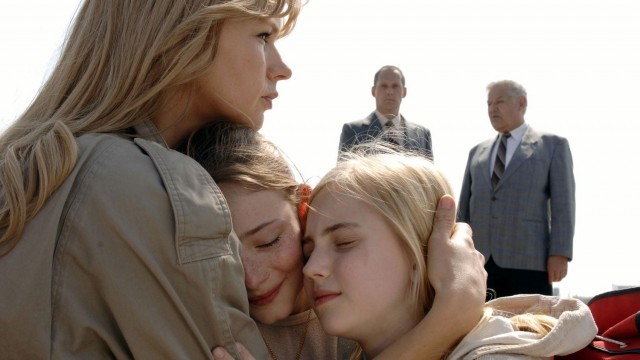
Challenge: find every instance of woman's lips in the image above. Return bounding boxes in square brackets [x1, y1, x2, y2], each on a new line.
[312, 290, 340, 308]
[262, 92, 277, 110]
[261, 97, 273, 109]
[249, 282, 282, 306]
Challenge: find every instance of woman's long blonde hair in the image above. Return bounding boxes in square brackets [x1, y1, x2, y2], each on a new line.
[0, 0, 301, 256]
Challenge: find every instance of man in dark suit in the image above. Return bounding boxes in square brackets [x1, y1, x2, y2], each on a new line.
[337, 65, 433, 160]
[458, 80, 575, 298]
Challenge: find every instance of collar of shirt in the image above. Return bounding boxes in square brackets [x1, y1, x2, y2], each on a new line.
[508, 122, 528, 144]
[133, 120, 170, 148]
[375, 111, 402, 128]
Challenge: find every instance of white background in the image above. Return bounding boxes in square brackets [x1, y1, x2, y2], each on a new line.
[2, 1, 639, 298]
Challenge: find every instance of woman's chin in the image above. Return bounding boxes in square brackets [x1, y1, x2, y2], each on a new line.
[251, 307, 288, 325]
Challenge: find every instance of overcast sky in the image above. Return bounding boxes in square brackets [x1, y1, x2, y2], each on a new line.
[1, 0, 639, 297]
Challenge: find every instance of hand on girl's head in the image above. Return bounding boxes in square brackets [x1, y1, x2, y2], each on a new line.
[427, 195, 487, 331]
[427, 195, 486, 294]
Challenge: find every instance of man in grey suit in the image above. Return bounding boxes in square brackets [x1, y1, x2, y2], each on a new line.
[458, 80, 575, 298]
[337, 65, 433, 160]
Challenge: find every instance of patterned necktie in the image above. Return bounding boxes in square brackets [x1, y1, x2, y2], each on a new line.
[491, 132, 511, 188]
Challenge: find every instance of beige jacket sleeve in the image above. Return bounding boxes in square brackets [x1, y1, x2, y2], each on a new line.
[448, 295, 596, 360]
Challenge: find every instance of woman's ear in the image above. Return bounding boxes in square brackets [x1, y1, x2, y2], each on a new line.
[297, 184, 312, 232]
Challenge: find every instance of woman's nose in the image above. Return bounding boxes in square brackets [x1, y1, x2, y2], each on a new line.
[267, 47, 292, 81]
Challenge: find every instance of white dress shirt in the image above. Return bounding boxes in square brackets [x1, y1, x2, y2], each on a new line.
[490, 122, 528, 176]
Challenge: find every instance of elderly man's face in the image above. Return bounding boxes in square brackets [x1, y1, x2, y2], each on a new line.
[487, 86, 525, 133]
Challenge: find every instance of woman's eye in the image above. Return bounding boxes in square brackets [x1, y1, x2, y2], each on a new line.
[258, 32, 271, 43]
[257, 236, 280, 249]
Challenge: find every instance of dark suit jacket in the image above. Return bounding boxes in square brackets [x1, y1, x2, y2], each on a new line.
[458, 126, 575, 272]
[337, 112, 433, 160]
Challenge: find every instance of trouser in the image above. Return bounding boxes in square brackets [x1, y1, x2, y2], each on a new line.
[485, 256, 552, 301]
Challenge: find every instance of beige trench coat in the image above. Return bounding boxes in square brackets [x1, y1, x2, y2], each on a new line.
[0, 122, 266, 359]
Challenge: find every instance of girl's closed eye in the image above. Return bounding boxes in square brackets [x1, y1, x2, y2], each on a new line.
[335, 238, 358, 250]
[257, 236, 281, 249]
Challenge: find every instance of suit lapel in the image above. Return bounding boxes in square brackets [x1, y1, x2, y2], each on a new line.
[476, 138, 495, 190]
[403, 117, 416, 149]
[364, 112, 384, 137]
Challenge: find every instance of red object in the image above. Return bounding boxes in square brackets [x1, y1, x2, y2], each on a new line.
[556, 287, 640, 359]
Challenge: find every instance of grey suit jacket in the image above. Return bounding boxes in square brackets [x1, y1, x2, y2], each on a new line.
[337, 112, 433, 160]
[458, 126, 575, 272]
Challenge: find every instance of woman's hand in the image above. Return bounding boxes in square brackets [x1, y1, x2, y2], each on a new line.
[427, 195, 486, 333]
[373, 195, 486, 360]
[212, 343, 255, 360]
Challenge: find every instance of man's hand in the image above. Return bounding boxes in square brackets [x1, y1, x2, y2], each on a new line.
[547, 255, 568, 283]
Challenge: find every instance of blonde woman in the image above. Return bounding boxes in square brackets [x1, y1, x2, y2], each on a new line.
[303, 149, 596, 359]
[183, 123, 488, 360]
[0, 1, 300, 358]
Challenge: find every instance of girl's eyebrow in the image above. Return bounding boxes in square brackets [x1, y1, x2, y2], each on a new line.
[323, 222, 358, 235]
[304, 222, 359, 242]
[241, 219, 276, 238]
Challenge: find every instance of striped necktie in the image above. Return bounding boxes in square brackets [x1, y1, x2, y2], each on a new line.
[491, 132, 511, 188]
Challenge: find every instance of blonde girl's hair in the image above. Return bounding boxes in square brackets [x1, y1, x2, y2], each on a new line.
[0, 0, 301, 256]
[180, 121, 300, 205]
[509, 312, 557, 335]
[469, 307, 558, 351]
